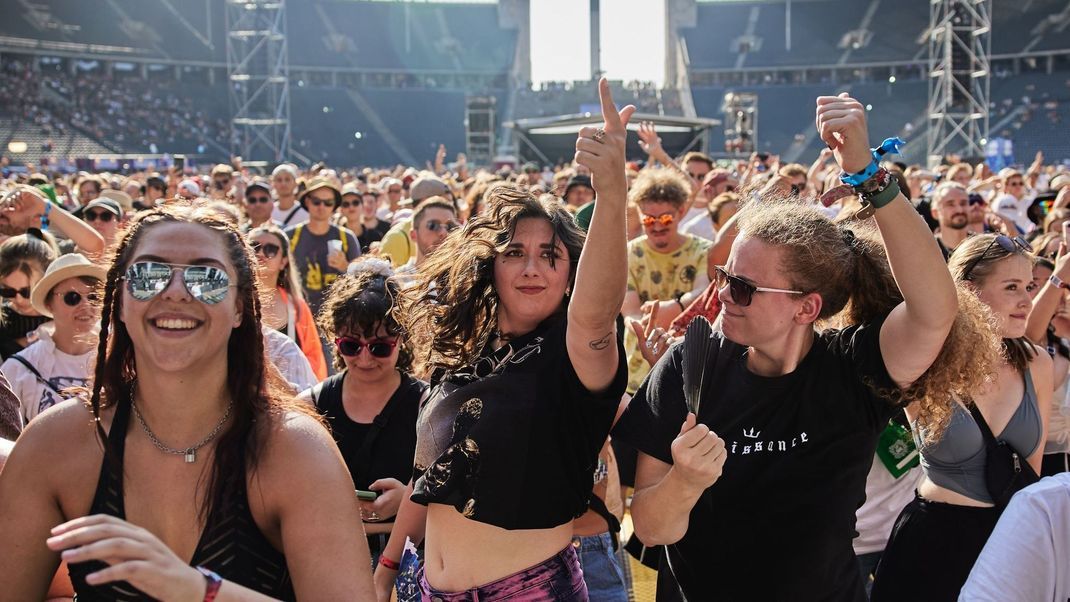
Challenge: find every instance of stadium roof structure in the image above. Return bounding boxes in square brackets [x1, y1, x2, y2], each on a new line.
[506, 113, 722, 166]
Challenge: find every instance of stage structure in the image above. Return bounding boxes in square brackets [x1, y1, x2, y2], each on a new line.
[226, 0, 291, 164]
[722, 92, 758, 154]
[926, 0, 991, 167]
[507, 113, 720, 166]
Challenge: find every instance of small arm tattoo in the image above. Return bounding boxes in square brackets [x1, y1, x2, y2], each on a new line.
[588, 332, 613, 350]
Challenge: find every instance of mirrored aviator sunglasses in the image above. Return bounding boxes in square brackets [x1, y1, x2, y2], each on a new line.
[124, 261, 233, 304]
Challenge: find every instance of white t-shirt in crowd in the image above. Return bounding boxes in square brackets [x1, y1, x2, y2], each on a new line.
[263, 327, 317, 394]
[853, 453, 922, 555]
[959, 473, 1070, 602]
[992, 192, 1035, 234]
[681, 206, 716, 243]
[0, 324, 95, 428]
[273, 202, 309, 228]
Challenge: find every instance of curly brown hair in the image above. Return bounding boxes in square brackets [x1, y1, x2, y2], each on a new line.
[736, 195, 999, 443]
[395, 183, 585, 374]
[87, 201, 314, 521]
[628, 167, 691, 209]
[317, 270, 413, 373]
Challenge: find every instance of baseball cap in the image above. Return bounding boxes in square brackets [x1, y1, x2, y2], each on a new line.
[84, 198, 124, 220]
[410, 176, 451, 204]
[564, 175, 594, 199]
[245, 177, 272, 195]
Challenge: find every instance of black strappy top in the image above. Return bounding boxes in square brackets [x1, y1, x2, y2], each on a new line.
[67, 401, 296, 601]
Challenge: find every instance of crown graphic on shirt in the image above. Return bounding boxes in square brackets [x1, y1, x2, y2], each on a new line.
[742, 427, 761, 439]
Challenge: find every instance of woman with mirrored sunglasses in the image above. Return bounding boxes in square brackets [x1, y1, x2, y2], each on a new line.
[1, 253, 103, 431]
[298, 267, 427, 571]
[248, 224, 328, 380]
[0, 230, 58, 360]
[0, 203, 373, 600]
[872, 233, 1052, 600]
[615, 94, 996, 601]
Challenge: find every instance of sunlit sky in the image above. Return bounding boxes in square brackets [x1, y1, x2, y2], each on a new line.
[530, 0, 666, 85]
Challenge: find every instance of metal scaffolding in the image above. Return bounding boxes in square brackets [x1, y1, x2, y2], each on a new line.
[926, 0, 991, 166]
[225, 0, 291, 164]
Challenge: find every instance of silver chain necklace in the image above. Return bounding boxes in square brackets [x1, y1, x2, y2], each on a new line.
[131, 396, 234, 464]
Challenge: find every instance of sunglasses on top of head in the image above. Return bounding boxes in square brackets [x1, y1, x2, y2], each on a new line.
[641, 213, 676, 228]
[124, 261, 234, 304]
[251, 241, 281, 259]
[335, 336, 397, 358]
[0, 286, 31, 300]
[961, 235, 1031, 281]
[714, 265, 804, 307]
[84, 210, 116, 223]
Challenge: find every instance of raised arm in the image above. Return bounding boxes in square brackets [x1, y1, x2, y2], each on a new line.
[2, 188, 105, 255]
[567, 79, 635, 393]
[816, 94, 957, 388]
[1026, 243, 1070, 344]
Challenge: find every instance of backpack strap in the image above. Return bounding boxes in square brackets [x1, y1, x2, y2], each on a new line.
[289, 224, 303, 253]
[8, 354, 62, 395]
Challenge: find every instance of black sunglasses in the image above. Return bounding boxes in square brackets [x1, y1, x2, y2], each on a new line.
[961, 235, 1031, 281]
[246, 194, 272, 205]
[60, 290, 99, 307]
[335, 336, 397, 358]
[0, 286, 31, 299]
[714, 265, 803, 307]
[252, 241, 281, 259]
[84, 210, 116, 223]
[307, 196, 337, 208]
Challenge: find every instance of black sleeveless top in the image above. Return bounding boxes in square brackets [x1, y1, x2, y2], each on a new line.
[313, 370, 426, 490]
[67, 400, 296, 601]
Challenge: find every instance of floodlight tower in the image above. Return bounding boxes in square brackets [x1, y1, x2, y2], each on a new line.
[926, 0, 991, 167]
[226, 0, 291, 163]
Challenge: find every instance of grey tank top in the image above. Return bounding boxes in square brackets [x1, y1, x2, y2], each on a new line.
[916, 369, 1042, 504]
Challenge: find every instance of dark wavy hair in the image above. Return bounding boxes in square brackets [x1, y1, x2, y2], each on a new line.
[395, 183, 585, 374]
[87, 202, 306, 521]
[317, 270, 413, 373]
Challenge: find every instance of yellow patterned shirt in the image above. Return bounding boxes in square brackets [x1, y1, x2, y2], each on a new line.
[625, 234, 712, 392]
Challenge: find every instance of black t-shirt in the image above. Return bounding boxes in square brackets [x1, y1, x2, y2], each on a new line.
[357, 220, 390, 253]
[410, 315, 627, 530]
[313, 371, 427, 490]
[614, 319, 899, 602]
[0, 305, 50, 360]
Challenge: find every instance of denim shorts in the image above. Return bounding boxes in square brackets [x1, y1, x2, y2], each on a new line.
[574, 533, 628, 602]
[419, 544, 588, 601]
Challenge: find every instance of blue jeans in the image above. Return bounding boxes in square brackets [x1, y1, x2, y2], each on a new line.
[575, 533, 628, 602]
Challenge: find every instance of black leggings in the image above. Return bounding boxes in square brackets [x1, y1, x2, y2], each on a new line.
[870, 493, 1000, 602]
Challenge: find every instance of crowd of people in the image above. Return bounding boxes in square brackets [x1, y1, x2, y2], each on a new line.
[0, 80, 1069, 601]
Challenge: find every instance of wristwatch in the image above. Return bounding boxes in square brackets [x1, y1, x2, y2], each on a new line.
[1050, 274, 1070, 290]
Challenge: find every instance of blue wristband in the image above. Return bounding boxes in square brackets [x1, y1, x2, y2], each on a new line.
[40, 200, 52, 231]
[839, 137, 905, 187]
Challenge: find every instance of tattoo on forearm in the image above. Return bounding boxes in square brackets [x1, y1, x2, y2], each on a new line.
[588, 332, 613, 350]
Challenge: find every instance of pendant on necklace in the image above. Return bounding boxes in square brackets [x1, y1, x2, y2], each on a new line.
[184, 448, 196, 463]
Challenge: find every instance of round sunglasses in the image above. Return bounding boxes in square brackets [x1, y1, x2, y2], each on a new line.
[335, 336, 397, 358]
[58, 290, 100, 307]
[124, 261, 234, 304]
[714, 265, 803, 307]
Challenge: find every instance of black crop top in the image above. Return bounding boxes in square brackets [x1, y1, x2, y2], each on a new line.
[67, 400, 295, 601]
[410, 315, 627, 530]
[313, 370, 427, 489]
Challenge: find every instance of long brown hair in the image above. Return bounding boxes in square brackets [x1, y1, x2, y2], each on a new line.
[395, 183, 585, 374]
[88, 203, 305, 520]
[735, 195, 1000, 443]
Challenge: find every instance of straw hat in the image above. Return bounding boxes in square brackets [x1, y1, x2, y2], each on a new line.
[30, 253, 107, 317]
